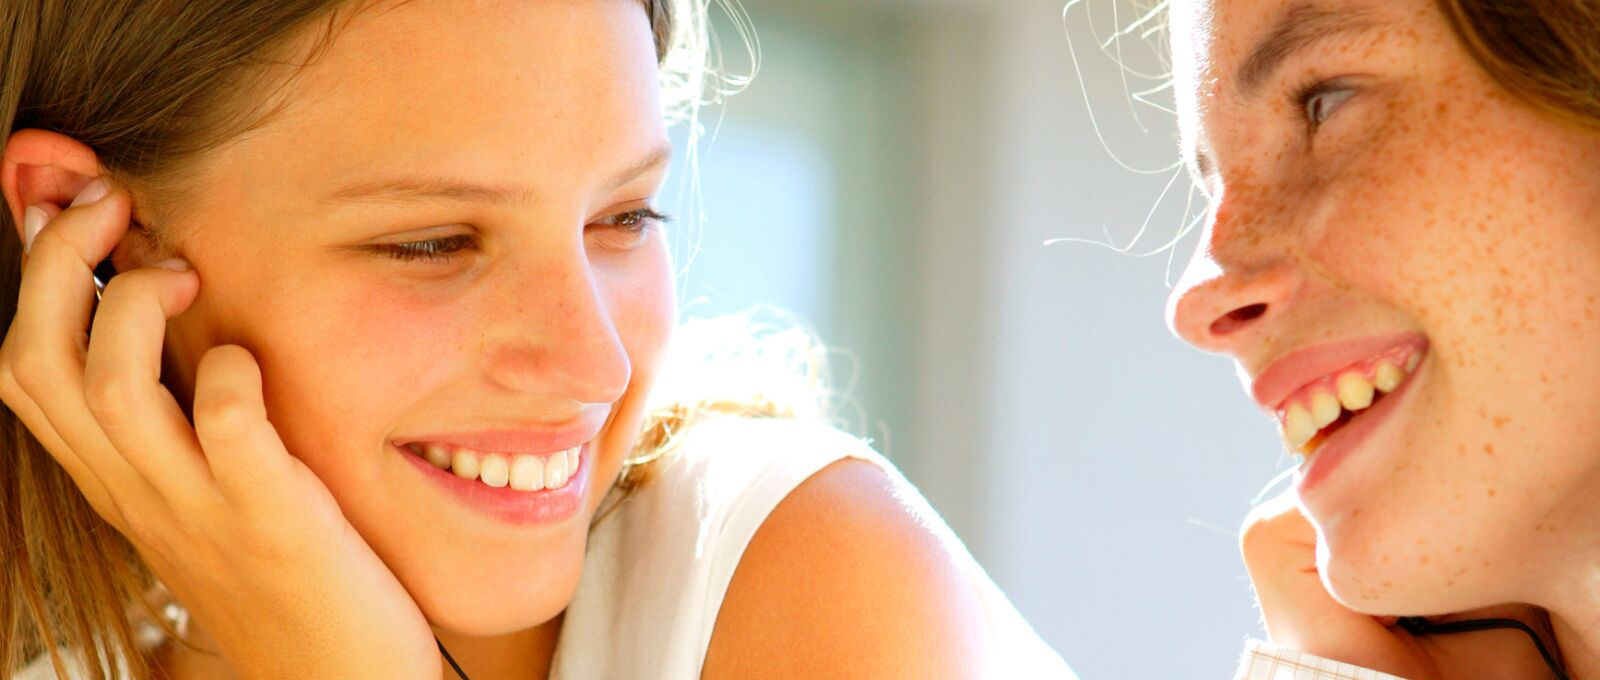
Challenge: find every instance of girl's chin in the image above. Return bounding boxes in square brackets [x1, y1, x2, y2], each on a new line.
[393, 537, 588, 630]
[416, 578, 580, 637]
[1320, 542, 1494, 616]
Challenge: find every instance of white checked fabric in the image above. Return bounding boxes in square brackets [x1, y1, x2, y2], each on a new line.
[1236, 640, 1415, 680]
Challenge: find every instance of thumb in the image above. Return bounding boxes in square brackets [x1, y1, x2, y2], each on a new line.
[191, 344, 316, 516]
[1241, 493, 1420, 669]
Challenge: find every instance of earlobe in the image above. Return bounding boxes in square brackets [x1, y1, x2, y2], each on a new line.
[1, 128, 106, 240]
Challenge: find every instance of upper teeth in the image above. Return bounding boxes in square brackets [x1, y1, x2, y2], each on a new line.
[1278, 350, 1423, 454]
[410, 443, 582, 491]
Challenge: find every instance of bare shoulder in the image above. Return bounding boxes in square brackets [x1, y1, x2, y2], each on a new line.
[700, 457, 987, 680]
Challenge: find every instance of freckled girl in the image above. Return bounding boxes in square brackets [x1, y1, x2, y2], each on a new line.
[1163, 0, 1600, 678]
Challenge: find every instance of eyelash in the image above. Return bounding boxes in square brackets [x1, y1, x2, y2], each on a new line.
[374, 207, 673, 263]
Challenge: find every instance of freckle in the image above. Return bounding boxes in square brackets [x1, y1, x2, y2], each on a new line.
[1484, 444, 1495, 455]
[1487, 488, 1496, 497]
[1445, 579, 1456, 587]
[1382, 581, 1394, 588]
[1419, 555, 1431, 566]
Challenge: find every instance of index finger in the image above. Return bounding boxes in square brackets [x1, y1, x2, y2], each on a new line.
[14, 183, 131, 352]
[6, 184, 159, 501]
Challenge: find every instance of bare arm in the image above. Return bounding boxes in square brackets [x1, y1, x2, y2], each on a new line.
[701, 458, 988, 679]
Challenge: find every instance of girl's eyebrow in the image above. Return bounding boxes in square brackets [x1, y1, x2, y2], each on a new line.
[323, 145, 673, 207]
[1236, 2, 1379, 97]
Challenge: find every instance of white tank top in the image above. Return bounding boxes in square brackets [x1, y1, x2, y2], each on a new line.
[19, 417, 1076, 680]
[550, 416, 1076, 679]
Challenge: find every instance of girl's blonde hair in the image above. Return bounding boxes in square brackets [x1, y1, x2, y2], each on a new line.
[0, 1, 816, 677]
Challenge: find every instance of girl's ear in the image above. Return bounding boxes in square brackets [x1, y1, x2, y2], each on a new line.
[1, 128, 106, 242]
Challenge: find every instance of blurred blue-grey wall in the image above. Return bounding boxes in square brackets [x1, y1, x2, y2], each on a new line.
[659, 1, 1293, 677]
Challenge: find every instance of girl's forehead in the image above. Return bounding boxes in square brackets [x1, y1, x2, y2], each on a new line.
[1171, 0, 1397, 93]
[215, 0, 667, 206]
[1169, 0, 1398, 146]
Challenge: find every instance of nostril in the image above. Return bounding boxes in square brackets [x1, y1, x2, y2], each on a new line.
[1209, 303, 1268, 336]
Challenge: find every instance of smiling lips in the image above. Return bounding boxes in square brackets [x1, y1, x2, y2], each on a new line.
[1270, 342, 1426, 455]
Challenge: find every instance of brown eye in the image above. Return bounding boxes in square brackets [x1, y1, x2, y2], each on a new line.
[598, 208, 671, 231]
[588, 208, 670, 251]
[374, 234, 477, 262]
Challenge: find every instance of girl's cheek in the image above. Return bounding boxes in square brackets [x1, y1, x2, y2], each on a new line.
[1306, 95, 1481, 307]
[613, 248, 677, 380]
[334, 280, 469, 390]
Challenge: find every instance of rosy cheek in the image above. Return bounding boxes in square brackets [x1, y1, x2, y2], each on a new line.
[327, 280, 471, 395]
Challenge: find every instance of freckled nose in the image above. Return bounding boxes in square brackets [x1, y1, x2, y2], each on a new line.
[1168, 264, 1296, 354]
[485, 258, 633, 406]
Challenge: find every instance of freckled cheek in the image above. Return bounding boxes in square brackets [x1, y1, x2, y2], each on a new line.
[1304, 180, 1427, 294]
[1308, 136, 1488, 306]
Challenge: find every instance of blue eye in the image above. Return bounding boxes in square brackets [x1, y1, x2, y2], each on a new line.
[375, 234, 477, 262]
[1297, 81, 1356, 130]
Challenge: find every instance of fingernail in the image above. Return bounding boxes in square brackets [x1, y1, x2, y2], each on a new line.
[22, 205, 46, 254]
[154, 258, 191, 272]
[70, 178, 110, 208]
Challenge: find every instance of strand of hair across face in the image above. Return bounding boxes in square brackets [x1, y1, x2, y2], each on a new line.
[1397, 617, 1569, 680]
[436, 637, 473, 680]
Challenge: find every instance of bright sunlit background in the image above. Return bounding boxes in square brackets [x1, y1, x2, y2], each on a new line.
[657, 1, 1289, 677]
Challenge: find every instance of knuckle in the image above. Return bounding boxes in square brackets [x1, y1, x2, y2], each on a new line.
[83, 372, 140, 424]
[95, 272, 133, 306]
[95, 274, 152, 316]
[0, 362, 24, 406]
[10, 355, 53, 400]
[97, 267, 157, 303]
[200, 344, 252, 371]
[1239, 504, 1311, 565]
[1239, 511, 1285, 558]
[237, 527, 292, 563]
[197, 396, 257, 435]
[105, 495, 154, 541]
[26, 227, 68, 258]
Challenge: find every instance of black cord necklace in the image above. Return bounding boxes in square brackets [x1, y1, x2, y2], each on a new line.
[437, 637, 473, 680]
[1397, 616, 1570, 680]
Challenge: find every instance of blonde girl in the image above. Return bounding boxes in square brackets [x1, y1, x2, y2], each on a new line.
[0, 1, 1073, 678]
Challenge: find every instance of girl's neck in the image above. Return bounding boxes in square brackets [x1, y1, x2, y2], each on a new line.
[1549, 602, 1600, 679]
[433, 614, 564, 680]
[1535, 541, 1600, 680]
